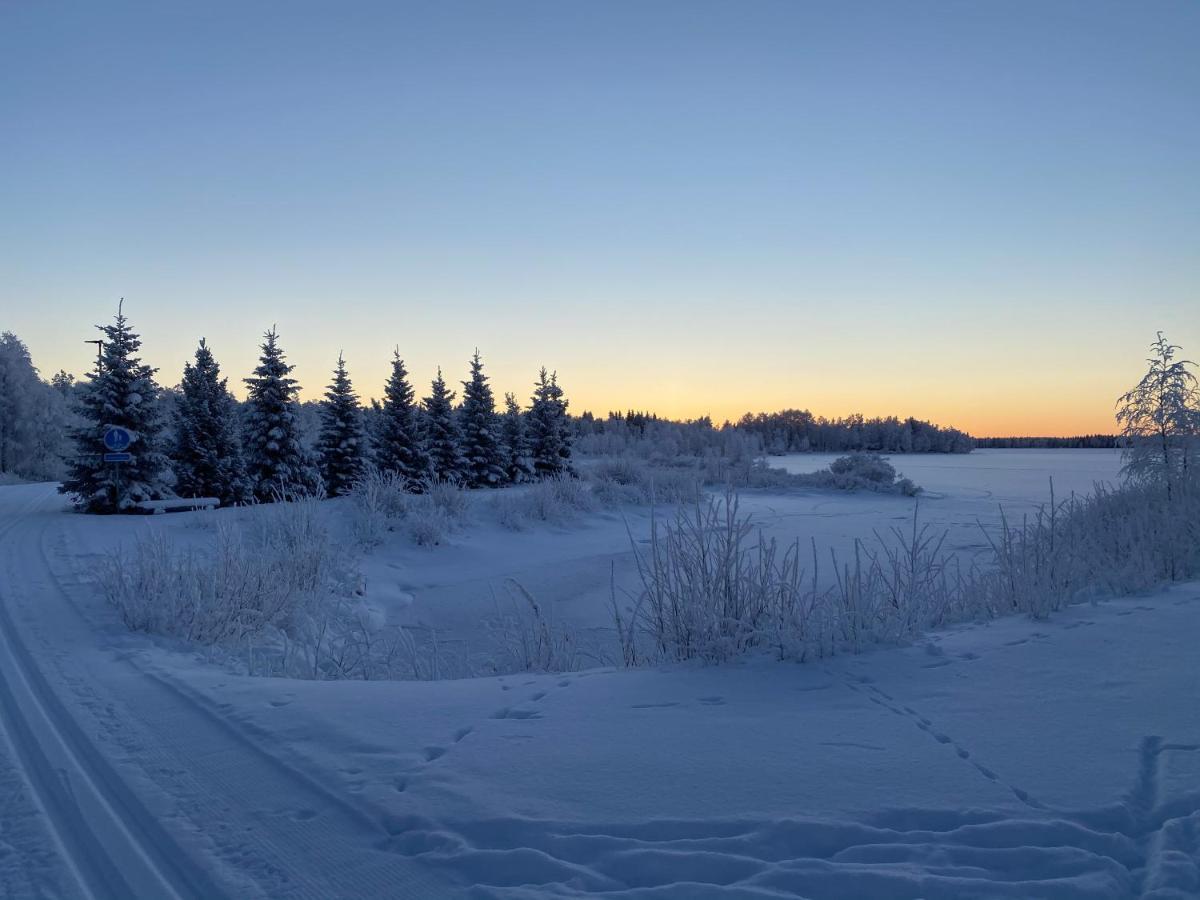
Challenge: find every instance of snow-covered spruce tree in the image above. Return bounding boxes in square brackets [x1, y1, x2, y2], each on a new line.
[374, 349, 428, 485]
[242, 327, 320, 502]
[528, 367, 573, 478]
[316, 353, 367, 496]
[174, 338, 250, 506]
[501, 392, 535, 483]
[459, 350, 506, 488]
[59, 304, 173, 513]
[423, 367, 465, 483]
[1117, 332, 1199, 497]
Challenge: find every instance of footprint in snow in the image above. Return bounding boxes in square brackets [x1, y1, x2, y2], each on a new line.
[492, 707, 542, 720]
[631, 701, 680, 710]
[698, 696, 726, 706]
[424, 746, 447, 762]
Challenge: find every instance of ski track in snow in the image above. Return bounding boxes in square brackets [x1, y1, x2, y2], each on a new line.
[0, 485, 451, 898]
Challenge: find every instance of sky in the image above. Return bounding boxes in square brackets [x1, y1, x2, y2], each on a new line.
[1, 1, 1196, 437]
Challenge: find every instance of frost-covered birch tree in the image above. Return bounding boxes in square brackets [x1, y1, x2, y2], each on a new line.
[1117, 332, 1199, 497]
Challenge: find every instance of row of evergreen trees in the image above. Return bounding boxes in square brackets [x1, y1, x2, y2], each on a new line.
[60, 307, 573, 513]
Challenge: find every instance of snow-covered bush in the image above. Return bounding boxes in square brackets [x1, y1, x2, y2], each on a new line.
[484, 580, 592, 673]
[350, 468, 409, 545]
[617, 475, 1200, 665]
[349, 471, 467, 547]
[98, 498, 472, 679]
[489, 476, 597, 529]
[100, 497, 356, 649]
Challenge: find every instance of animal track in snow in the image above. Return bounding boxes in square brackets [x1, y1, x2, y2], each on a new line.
[492, 707, 542, 720]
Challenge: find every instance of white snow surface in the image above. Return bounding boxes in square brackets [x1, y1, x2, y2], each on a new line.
[2, 450, 1199, 899]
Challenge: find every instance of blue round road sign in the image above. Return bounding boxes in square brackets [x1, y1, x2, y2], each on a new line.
[103, 426, 133, 452]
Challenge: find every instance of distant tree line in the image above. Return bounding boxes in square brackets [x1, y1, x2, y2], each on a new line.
[49, 305, 573, 513]
[572, 409, 973, 459]
[733, 410, 973, 454]
[973, 435, 1119, 449]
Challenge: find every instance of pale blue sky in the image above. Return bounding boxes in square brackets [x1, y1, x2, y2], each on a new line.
[2, 1, 1196, 434]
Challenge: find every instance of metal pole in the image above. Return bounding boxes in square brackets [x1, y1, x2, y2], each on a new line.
[85, 339, 103, 375]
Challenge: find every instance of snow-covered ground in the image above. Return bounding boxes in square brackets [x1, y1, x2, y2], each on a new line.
[4, 450, 1199, 898]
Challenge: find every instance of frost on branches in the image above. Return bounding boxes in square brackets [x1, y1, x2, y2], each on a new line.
[174, 338, 251, 506]
[374, 350, 429, 486]
[316, 353, 367, 496]
[459, 350, 506, 488]
[243, 327, 320, 501]
[60, 303, 173, 513]
[1117, 332, 1200, 497]
[423, 367, 466, 484]
[529, 367, 573, 478]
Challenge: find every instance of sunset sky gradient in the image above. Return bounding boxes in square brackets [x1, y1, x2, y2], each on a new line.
[2, 1, 1196, 436]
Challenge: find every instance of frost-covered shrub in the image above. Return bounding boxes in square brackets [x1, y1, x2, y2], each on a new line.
[101, 499, 356, 649]
[829, 452, 895, 483]
[99, 500, 471, 679]
[617, 476, 1200, 665]
[423, 476, 470, 520]
[350, 468, 410, 545]
[406, 505, 453, 546]
[490, 476, 599, 529]
[483, 580, 592, 673]
[348, 471, 466, 547]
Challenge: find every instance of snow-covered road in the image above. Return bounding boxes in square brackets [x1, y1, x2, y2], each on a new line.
[0, 484, 450, 898]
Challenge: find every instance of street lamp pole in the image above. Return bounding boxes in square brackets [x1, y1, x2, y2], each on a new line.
[85, 339, 103, 375]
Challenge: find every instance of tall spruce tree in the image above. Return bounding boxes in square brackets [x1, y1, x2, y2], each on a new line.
[459, 350, 506, 487]
[423, 367, 465, 483]
[243, 327, 319, 501]
[60, 303, 173, 513]
[375, 349, 428, 485]
[501, 391, 535, 483]
[528, 367, 573, 478]
[316, 353, 367, 496]
[174, 338, 250, 506]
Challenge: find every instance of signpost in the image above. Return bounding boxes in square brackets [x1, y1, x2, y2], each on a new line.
[102, 426, 135, 510]
[103, 427, 133, 453]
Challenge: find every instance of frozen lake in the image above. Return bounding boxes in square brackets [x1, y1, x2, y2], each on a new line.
[773, 448, 1124, 506]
